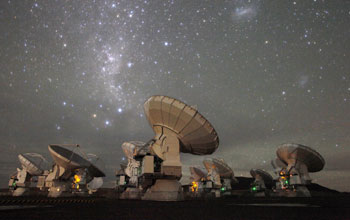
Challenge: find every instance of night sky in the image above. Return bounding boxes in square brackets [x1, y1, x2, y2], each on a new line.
[1, 0, 349, 192]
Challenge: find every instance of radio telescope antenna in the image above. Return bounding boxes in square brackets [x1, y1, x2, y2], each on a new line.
[276, 143, 325, 184]
[46, 145, 105, 197]
[142, 95, 219, 201]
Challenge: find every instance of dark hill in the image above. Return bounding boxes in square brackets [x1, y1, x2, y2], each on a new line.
[307, 183, 340, 196]
[233, 177, 340, 195]
[234, 177, 254, 190]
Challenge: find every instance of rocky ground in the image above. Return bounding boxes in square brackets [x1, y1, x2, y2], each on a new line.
[0, 193, 349, 220]
[0, 181, 349, 220]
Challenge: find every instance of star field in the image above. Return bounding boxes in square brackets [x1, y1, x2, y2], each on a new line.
[0, 0, 349, 191]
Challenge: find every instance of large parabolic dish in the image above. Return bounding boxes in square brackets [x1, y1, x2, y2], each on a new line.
[18, 153, 47, 176]
[189, 167, 207, 182]
[48, 145, 105, 177]
[144, 95, 219, 155]
[141, 96, 219, 201]
[276, 143, 325, 185]
[276, 143, 325, 172]
[203, 158, 233, 179]
[250, 169, 273, 184]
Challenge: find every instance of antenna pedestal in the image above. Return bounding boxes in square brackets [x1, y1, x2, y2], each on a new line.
[144, 130, 183, 201]
[296, 162, 312, 184]
[287, 160, 312, 185]
[9, 169, 31, 196]
[142, 179, 183, 201]
[48, 181, 70, 197]
[207, 169, 221, 187]
[151, 128, 182, 178]
[254, 175, 267, 190]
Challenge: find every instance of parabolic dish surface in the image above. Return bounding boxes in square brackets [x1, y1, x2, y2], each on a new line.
[203, 158, 233, 178]
[276, 143, 325, 172]
[143, 95, 219, 155]
[189, 167, 207, 179]
[250, 169, 273, 183]
[48, 145, 105, 177]
[18, 154, 43, 176]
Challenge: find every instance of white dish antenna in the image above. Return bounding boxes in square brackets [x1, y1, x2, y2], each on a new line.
[203, 158, 234, 178]
[18, 153, 49, 176]
[276, 143, 325, 184]
[277, 143, 325, 173]
[141, 96, 219, 201]
[189, 167, 207, 182]
[144, 95, 219, 157]
[48, 145, 105, 177]
[250, 169, 273, 184]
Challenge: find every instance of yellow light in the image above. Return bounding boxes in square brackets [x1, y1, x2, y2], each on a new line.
[191, 181, 198, 192]
[74, 175, 81, 183]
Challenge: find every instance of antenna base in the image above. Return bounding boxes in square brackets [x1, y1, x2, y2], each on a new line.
[142, 179, 184, 201]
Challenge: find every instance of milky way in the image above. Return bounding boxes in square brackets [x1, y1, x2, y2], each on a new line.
[0, 0, 349, 191]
